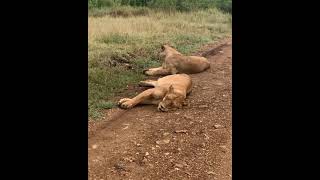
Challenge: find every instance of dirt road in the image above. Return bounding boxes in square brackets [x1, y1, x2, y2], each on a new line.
[89, 38, 232, 180]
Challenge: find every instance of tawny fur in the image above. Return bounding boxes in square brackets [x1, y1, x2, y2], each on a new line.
[118, 74, 192, 111]
[144, 45, 210, 76]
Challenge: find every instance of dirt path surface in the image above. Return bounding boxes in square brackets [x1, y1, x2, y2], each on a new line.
[89, 38, 232, 180]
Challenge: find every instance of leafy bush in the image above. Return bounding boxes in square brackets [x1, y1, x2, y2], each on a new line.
[88, 0, 115, 9]
[215, 0, 232, 14]
[89, 0, 232, 13]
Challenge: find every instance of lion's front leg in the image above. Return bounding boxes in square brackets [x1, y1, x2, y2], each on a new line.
[118, 89, 155, 109]
[143, 67, 171, 76]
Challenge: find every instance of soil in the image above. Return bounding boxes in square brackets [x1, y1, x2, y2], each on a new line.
[89, 37, 232, 180]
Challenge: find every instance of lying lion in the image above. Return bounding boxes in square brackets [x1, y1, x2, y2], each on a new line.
[143, 45, 210, 76]
[118, 74, 192, 112]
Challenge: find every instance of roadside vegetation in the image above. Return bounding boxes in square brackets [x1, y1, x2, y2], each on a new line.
[88, 0, 232, 119]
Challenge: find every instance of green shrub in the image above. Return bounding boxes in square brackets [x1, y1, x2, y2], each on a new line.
[215, 0, 232, 14]
[89, 0, 115, 9]
[89, 0, 232, 14]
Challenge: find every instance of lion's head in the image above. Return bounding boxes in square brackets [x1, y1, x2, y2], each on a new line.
[160, 44, 181, 58]
[158, 85, 186, 112]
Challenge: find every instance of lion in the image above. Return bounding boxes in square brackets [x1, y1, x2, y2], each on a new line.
[118, 74, 192, 112]
[143, 44, 210, 76]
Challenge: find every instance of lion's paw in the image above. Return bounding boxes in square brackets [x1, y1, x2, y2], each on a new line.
[143, 69, 152, 76]
[118, 98, 134, 109]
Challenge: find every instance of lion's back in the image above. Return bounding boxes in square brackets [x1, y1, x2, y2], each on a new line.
[168, 55, 210, 74]
[157, 74, 192, 89]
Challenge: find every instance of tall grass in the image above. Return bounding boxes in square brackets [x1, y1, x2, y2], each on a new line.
[88, 7, 231, 119]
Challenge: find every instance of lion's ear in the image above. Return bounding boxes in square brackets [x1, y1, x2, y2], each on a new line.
[161, 45, 165, 50]
[168, 85, 174, 93]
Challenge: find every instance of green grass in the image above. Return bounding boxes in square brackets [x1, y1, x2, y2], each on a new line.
[88, 7, 231, 120]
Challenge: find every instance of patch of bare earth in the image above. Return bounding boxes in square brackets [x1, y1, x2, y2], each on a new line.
[89, 37, 232, 180]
